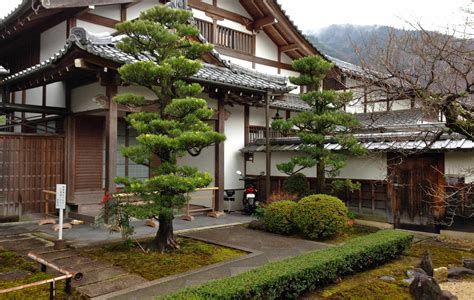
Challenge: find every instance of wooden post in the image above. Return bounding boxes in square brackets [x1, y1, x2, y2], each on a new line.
[265, 92, 271, 202]
[212, 95, 225, 214]
[105, 83, 118, 223]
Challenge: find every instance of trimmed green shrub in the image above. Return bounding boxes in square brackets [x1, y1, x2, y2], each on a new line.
[263, 200, 297, 234]
[160, 230, 413, 300]
[282, 173, 309, 197]
[293, 194, 348, 239]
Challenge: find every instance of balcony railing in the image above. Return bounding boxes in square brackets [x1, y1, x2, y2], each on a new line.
[249, 125, 295, 144]
[195, 19, 254, 55]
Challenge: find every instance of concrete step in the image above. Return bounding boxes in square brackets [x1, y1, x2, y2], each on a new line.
[68, 211, 98, 224]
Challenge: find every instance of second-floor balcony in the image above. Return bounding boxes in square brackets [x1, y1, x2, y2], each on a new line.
[196, 19, 254, 55]
[249, 125, 294, 144]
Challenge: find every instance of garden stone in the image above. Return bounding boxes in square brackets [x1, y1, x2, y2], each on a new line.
[0, 270, 30, 281]
[248, 220, 266, 231]
[447, 266, 474, 278]
[441, 290, 458, 300]
[379, 275, 396, 281]
[462, 257, 474, 270]
[420, 250, 434, 276]
[434, 267, 448, 283]
[409, 273, 443, 300]
[407, 268, 427, 278]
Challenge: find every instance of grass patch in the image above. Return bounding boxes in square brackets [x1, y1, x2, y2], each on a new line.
[323, 225, 379, 245]
[302, 237, 474, 299]
[0, 248, 85, 300]
[81, 237, 246, 281]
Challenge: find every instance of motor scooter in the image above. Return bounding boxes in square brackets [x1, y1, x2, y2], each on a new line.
[236, 170, 259, 214]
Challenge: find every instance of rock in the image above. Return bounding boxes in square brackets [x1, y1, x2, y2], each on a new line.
[407, 268, 427, 278]
[409, 274, 443, 300]
[462, 257, 474, 270]
[441, 290, 458, 300]
[380, 275, 396, 281]
[447, 267, 474, 278]
[434, 267, 449, 283]
[404, 278, 414, 284]
[52, 223, 72, 231]
[248, 220, 266, 231]
[0, 270, 30, 281]
[145, 219, 159, 227]
[421, 250, 434, 276]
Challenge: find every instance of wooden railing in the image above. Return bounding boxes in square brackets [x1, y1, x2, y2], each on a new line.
[195, 19, 254, 55]
[248, 125, 294, 144]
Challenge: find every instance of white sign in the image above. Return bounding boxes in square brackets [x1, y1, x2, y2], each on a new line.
[55, 184, 66, 209]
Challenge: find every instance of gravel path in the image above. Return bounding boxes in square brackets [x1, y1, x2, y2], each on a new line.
[440, 280, 474, 300]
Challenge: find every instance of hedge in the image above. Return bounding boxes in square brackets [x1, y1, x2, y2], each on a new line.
[264, 200, 297, 234]
[160, 230, 413, 300]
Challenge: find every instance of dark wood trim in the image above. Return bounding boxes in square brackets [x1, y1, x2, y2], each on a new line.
[277, 49, 281, 74]
[247, 16, 277, 31]
[252, 34, 256, 69]
[188, 0, 253, 26]
[77, 12, 119, 29]
[120, 4, 127, 22]
[285, 109, 290, 120]
[265, 92, 271, 201]
[67, 18, 77, 37]
[215, 46, 293, 70]
[42, 85, 47, 118]
[0, 102, 68, 115]
[244, 104, 250, 146]
[279, 44, 299, 53]
[214, 95, 225, 212]
[124, 117, 129, 177]
[105, 83, 118, 196]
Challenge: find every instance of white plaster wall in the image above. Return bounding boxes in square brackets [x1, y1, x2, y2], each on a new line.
[71, 82, 105, 113]
[445, 152, 474, 183]
[40, 21, 67, 61]
[46, 82, 66, 108]
[217, 19, 251, 33]
[126, 0, 157, 20]
[255, 63, 278, 75]
[25, 87, 43, 119]
[219, 54, 253, 69]
[247, 152, 387, 181]
[390, 99, 412, 111]
[216, 0, 252, 18]
[192, 9, 213, 22]
[249, 106, 278, 126]
[255, 31, 278, 61]
[89, 4, 121, 20]
[76, 20, 115, 34]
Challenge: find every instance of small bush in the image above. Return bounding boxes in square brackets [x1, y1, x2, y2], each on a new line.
[263, 200, 297, 234]
[282, 173, 309, 197]
[293, 194, 348, 239]
[161, 230, 414, 300]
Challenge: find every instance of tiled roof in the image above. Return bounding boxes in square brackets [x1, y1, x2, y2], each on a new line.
[0, 0, 29, 27]
[241, 129, 474, 153]
[0, 65, 9, 76]
[357, 108, 429, 128]
[0, 27, 294, 93]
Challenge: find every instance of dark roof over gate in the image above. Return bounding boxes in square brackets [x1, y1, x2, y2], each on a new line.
[0, 27, 294, 93]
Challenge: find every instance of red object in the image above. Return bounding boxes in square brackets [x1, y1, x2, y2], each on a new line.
[102, 192, 111, 204]
[245, 186, 256, 193]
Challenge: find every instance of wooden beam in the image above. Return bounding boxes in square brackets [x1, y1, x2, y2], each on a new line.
[105, 83, 118, 209]
[214, 95, 225, 212]
[279, 43, 299, 53]
[215, 46, 293, 70]
[188, 0, 252, 26]
[265, 92, 271, 202]
[41, 0, 138, 9]
[77, 12, 119, 29]
[247, 16, 277, 32]
[0, 103, 69, 115]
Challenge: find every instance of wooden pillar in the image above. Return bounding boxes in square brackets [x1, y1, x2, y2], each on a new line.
[105, 84, 118, 195]
[214, 96, 225, 212]
[265, 92, 271, 202]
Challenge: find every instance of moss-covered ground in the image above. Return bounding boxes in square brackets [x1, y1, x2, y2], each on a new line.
[301, 237, 474, 299]
[0, 248, 85, 300]
[81, 237, 246, 281]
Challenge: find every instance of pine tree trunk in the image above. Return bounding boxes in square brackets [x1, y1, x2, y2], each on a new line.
[316, 161, 326, 193]
[149, 214, 179, 253]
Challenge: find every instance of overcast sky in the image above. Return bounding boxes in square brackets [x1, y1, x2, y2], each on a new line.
[1, 0, 472, 32]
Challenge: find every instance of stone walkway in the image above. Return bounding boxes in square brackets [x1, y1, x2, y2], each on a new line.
[100, 226, 330, 300]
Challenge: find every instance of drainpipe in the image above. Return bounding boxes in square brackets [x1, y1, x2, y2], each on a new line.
[265, 91, 271, 201]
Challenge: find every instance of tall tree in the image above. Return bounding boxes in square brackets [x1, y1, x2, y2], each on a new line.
[272, 55, 365, 192]
[112, 5, 225, 252]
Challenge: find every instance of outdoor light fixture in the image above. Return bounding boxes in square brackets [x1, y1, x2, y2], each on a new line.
[272, 109, 282, 120]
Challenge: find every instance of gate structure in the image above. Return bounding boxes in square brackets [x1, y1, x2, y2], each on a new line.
[0, 134, 64, 217]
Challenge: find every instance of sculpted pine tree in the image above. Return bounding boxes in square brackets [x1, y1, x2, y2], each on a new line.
[113, 5, 225, 252]
[272, 55, 365, 192]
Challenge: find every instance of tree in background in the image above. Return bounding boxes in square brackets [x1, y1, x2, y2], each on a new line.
[112, 5, 225, 252]
[272, 55, 365, 193]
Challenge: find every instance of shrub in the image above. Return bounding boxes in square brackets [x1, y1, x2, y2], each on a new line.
[263, 200, 297, 234]
[161, 230, 414, 300]
[293, 194, 348, 239]
[282, 173, 309, 197]
[266, 191, 298, 206]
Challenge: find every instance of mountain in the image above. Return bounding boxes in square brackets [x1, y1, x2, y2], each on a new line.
[307, 24, 404, 65]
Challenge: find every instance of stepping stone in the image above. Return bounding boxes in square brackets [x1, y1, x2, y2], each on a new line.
[0, 238, 49, 254]
[76, 274, 147, 297]
[36, 249, 78, 261]
[73, 267, 127, 287]
[70, 260, 112, 273]
[52, 255, 96, 267]
[0, 270, 30, 281]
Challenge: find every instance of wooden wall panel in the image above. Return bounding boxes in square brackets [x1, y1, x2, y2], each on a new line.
[74, 116, 104, 192]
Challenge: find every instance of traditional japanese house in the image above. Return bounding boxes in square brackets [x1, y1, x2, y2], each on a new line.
[0, 0, 472, 233]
